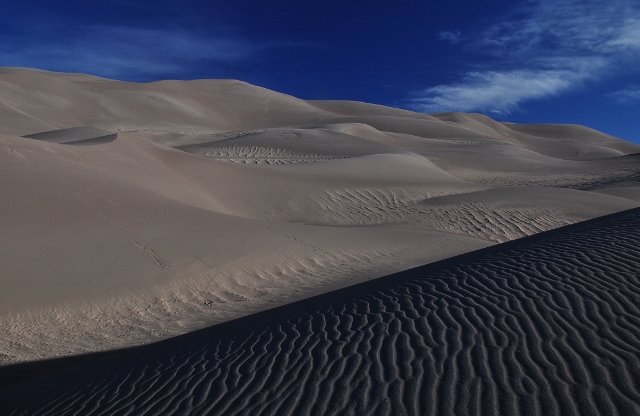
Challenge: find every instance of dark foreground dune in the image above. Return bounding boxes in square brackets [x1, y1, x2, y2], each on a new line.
[1, 208, 639, 416]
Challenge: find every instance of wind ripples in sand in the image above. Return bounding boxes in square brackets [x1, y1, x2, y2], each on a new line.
[190, 145, 345, 164]
[313, 188, 584, 242]
[1, 209, 639, 416]
[476, 168, 640, 189]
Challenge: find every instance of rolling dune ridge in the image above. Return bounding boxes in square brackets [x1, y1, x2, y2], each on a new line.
[1, 209, 638, 415]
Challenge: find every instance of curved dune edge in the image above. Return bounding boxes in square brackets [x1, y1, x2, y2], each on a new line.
[22, 127, 117, 145]
[0, 224, 492, 366]
[0, 208, 638, 415]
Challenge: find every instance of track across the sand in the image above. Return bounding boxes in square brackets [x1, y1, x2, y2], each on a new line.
[1, 209, 639, 416]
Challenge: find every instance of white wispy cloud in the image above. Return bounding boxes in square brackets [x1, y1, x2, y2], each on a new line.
[604, 18, 640, 51]
[438, 31, 462, 44]
[410, 69, 588, 114]
[607, 86, 640, 103]
[0, 25, 264, 80]
[412, 0, 640, 114]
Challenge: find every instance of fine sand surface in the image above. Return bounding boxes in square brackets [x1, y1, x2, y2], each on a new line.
[1, 68, 640, 413]
[0, 208, 638, 415]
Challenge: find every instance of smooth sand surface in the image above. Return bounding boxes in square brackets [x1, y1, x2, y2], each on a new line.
[1, 68, 639, 413]
[1, 209, 638, 415]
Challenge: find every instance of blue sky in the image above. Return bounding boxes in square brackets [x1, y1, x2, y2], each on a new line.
[2, 0, 640, 143]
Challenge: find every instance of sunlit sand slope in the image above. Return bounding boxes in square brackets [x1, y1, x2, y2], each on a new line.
[1, 208, 638, 416]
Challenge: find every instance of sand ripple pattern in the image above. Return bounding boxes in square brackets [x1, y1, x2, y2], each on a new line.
[191, 145, 344, 164]
[1, 209, 639, 415]
[315, 188, 579, 242]
[475, 168, 640, 189]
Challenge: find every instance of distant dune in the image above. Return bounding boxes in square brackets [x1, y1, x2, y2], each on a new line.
[1, 68, 639, 415]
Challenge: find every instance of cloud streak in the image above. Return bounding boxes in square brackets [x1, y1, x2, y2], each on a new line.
[0, 24, 265, 80]
[412, 0, 640, 114]
[410, 69, 590, 114]
[607, 86, 640, 103]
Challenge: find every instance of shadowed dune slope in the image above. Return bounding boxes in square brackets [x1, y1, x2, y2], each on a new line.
[23, 127, 117, 145]
[1, 208, 638, 416]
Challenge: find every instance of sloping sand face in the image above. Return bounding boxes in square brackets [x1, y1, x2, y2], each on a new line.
[1, 68, 639, 384]
[1, 209, 638, 415]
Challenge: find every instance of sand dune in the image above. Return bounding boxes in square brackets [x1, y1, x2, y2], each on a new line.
[1, 208, 638, 415]
[1, 68, 640, 414]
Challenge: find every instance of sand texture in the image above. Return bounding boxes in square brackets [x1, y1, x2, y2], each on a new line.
[0, 209, 638, 415]
[1, 68, 640, 414]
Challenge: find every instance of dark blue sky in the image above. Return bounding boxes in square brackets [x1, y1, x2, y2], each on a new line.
[2, 0, 640, 143]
